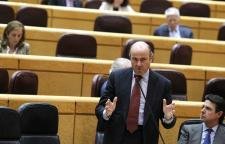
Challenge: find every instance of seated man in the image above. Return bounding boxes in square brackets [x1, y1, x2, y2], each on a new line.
[154, 7, 193, 38]
[178, 94, 225, 144]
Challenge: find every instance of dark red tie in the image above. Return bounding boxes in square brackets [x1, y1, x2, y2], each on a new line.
[126, 75, 142, 133]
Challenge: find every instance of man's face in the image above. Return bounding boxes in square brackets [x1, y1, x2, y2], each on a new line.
[166, 15, 180, 31]
[130, 42, 152, 76]
[200, 100, 222, 126]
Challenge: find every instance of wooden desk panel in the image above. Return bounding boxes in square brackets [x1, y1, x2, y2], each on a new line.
[1, 55, 225, 101]
[0, 95, 203, 144]
[11, 0, 225, 19]
[2, 1, 225, 40]
[2, 25, 225, 67]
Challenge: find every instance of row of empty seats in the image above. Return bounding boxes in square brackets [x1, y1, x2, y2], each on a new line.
[0, 4, 48, 26]
[1, 5, 225, 41]
[56, 34, 193, 64]
[0, 68, 38, 94]
[2, 1, 225, 40]
[0, 103, 60, 144]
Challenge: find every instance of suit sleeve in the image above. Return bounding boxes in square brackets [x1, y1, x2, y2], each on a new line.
[95, 71, 116, 121]
[161, 79, 176, 129]
[153, 28, 159, 36]
[177, 125, 189, 144]
[189, 30, 193, 38]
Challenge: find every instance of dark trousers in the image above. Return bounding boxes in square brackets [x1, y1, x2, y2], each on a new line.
[122, 126, 143, 144]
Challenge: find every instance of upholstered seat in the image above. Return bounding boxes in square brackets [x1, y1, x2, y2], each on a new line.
[91, 74, 109, 144]
[154, 69, 187, 101]
[0, 106, 21, 144]
[217, 24, 225, 41]
[170, 44, 192, 65]
[121, 39, 155, 59]
[16, 7, 48, 27]
[179, 2, 210, 17]
[56, 33, 97, 58]
[177, 119, 202, 141]
[0, 68, 9, 93]
[0, 4, 15, 24]
[8, 71, 38, 95]
[94, 15, 132, 33]
[84, 0, 102, 9]
[91, 74, 108, 97]
[18, 103, 60, 144]
[140, 0, 172, 14]
[202, 77, 225, 101]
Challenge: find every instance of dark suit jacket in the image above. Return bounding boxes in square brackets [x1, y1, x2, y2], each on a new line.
[178, 123, 225, 144]
[95, 68, 176, 144]
[153, 24, 193, 38]
[47, 0, 82, 7]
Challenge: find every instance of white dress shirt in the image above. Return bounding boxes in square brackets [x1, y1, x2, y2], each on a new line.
[169, 25, 181, 38]
[201, 123, 218, 144]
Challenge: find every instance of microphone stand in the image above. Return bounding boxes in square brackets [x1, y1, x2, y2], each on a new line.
[137, 80, 166, 144]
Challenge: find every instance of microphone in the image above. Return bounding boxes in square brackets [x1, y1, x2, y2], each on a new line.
[136, 79, 166, 144]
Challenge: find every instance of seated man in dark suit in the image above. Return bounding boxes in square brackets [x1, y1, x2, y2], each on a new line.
[178, 94, 225, 144]
[154, 7, 193, 38]
[46, 0, 82, 8]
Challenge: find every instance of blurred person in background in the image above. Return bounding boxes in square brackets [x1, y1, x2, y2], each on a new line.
[99, 0, 134, 12]
[45, 0, 83, 8]
[154, 7, 193, 38]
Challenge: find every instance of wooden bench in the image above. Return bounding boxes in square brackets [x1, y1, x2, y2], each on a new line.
[0, 94, 203, 144]
[1, 54, 225, 101]
[130, 0, 225, 19]
[9, 0, 225, 19]
[1, 24, 225, 67]
[1, 1, 225, 40]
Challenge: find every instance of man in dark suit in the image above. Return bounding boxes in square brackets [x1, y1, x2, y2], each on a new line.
[178, 94, 225, 144]
[47, 0, 82, 7]
[95, 41, 176, 144]
[154, 7, 193, 38]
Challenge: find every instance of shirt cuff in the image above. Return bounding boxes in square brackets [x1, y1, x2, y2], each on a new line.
[163, 115, 174, 124]
[103, 109, 110, 120]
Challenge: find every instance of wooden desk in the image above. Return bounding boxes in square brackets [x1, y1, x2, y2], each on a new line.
[1, 24, 225, 67]
[2, 1, 225, 40]
[1, 54, 225, 101]
[130, 0, 225, 19]
[9, 0, 225, 19]
[0, 94, 203, 144]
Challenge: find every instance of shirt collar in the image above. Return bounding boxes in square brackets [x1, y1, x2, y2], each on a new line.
[133, 69, 149, 83]
[169, 25, 179, 32]
[202, 122, 218, 133]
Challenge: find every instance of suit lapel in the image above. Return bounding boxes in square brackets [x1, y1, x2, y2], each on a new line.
[213, 124, 225, 144]
[122, 69, 133, 120]
[191, 124, 202, 144]
[164, 25, 170, 36]
[143, 70, 158, 125]
[179, 27, 185, 38]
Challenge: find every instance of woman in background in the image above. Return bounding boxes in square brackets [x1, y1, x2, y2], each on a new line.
[99, 0, 134, 12]
[0, 20, 29, 54]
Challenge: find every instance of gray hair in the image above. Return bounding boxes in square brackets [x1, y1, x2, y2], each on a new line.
[109, 58, 131, 73]
[165, 7, 180, 17]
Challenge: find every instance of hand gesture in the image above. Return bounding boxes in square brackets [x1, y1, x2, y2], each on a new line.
[163, 99, 175, 120]
[105, 97, 117, 118]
